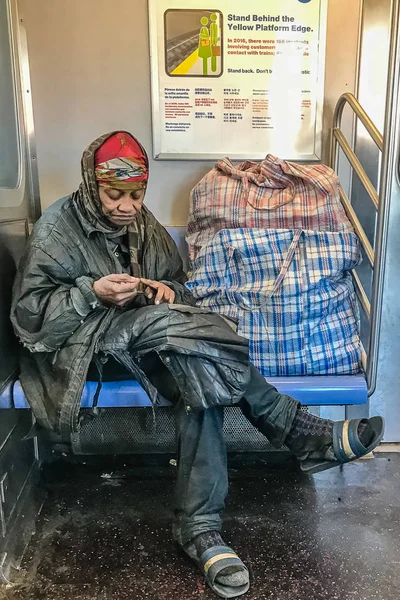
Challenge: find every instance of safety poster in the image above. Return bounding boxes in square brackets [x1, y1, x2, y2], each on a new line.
[149, 0, 327, 160]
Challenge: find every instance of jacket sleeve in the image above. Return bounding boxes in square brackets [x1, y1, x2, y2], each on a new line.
[11, 245, 106, 352]
[152, 223, 196, 306]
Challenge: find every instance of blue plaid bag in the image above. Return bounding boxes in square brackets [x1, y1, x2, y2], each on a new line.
[187, 228, 362, 377]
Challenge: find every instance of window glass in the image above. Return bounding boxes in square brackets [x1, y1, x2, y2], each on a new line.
[0, 0, 20, 190]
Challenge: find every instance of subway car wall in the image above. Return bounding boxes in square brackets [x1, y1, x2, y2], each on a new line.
[19, 0, 361, 223]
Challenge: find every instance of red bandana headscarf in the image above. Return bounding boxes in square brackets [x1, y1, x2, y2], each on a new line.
[95, 132, 148, 191]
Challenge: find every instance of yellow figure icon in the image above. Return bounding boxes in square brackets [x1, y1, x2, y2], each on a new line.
[198, 16, 212, 75]
[210, 13, 220, 73]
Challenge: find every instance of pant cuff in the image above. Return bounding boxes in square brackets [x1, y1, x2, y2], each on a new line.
[173, 514, 222, 546]
[258, 394, 300, 448]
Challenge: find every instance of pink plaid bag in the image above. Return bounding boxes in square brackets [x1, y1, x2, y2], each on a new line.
[186, 155, 353, 261]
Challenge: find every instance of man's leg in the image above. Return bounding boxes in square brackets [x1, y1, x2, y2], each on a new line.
[139, 353, 227, 544]
[239, 364, 299, 448]
[140, 353, 249, 596]
[173, 403, 227, 546]
[240, 364, 375, 460]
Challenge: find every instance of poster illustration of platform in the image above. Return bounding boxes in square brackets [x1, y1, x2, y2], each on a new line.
[149, 0, 327, 160]
[164, 9, 223, 77]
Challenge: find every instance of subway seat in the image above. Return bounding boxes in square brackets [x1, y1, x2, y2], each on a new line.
[0, 227, 368, 410]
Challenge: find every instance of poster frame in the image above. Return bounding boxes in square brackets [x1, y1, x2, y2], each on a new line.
[148, 0, 328, 161]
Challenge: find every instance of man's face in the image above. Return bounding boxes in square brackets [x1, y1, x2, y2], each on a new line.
[98, 186, 145, 227]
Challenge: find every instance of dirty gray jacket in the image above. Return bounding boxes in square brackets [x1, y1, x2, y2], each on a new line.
[11, 196, 250, 439]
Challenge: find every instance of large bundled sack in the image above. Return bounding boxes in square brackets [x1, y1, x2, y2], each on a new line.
[186, 155, 353, 261]
[186, 228, 362, 377]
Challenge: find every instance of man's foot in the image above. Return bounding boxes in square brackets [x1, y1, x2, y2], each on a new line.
[286, 409, 374, 458]
[286, 409, 384, 474]
[183, 531, 249, 598]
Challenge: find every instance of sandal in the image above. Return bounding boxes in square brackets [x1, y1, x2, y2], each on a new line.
[183, 541, 249, 598]
[300, 416, 385, 475]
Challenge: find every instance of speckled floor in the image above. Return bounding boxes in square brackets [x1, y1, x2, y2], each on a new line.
[1, 453, 399, 600]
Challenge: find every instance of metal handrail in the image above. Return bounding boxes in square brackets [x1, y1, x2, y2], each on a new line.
[329, 92, 383, 165]
[333, 129, 379, 209]
[337, 185, 374, 267]
[331, 3, 400, 399]
[330, 94, 381, 272]
[331, 0, 399, 399]
[329, 91, 384, 396]
[352, 270, 371, 318]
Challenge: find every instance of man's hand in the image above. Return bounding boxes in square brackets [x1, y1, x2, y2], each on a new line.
[140, 278, 175, 305]
[93, 274, 140, 307]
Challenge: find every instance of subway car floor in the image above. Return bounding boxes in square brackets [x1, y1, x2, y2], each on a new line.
[1, 452, 399, 600]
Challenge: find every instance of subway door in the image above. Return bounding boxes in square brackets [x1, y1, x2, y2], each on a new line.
[0, 0, 42, 583]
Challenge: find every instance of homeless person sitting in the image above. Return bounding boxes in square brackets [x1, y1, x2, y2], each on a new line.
[11, 131, 384, 599]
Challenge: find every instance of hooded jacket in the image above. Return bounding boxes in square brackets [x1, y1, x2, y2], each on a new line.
[11, 135, 250, 440]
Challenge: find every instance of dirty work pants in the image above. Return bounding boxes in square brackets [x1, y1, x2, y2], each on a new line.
[136, 356, 299, 547]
